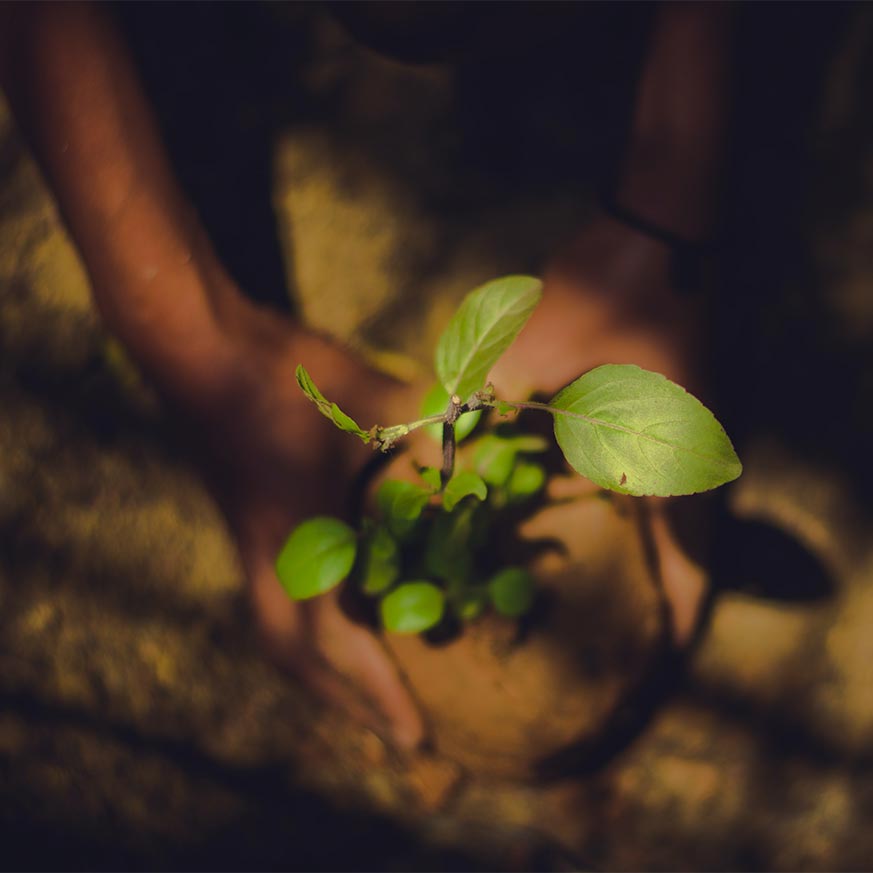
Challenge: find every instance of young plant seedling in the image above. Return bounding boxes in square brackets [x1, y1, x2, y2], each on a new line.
[276, 276, 742, 635]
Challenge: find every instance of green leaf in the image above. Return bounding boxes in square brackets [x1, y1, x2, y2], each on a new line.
[473, 434, 517, 486]
[295, 364, 370, 442]
[550, 364, 742, 497]
[424, 502, 475, 583]
[487, 567, 536, 617]
[490, 400, 518, 418]
[330, 403, 362, 435]
[434, 275, 543, 400]
[376, 479, 432, 538]
[510, 435, 549, 453]
[420, 383, 481, 443]
[296, 363, 329, 408]
[506, 460, 546, 501]
[442, 470, 487, 512]
[494, 401, 516, 416]
[474, 433, 549, 487]
[381, 582, 445, 634]
[359, 525, 399, 595]
[419, 466, 442, 492]
[276, 517, 357, 600]
[452, 586, 488, 622]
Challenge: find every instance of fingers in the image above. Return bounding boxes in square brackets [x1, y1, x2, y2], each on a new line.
[310, 591, 426, 750]
[517, 476, 708, 652]
[247, 558, 375, 721]
[646, 501, 708, 648]
[245, 551, 425, 750]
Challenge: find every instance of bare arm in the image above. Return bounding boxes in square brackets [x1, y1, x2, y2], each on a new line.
[0, 1, 254, 408]
[0, 0, 423, 747]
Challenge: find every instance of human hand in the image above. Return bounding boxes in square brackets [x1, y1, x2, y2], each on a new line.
[179, 293, 425, 749]
[492, 216, 702, 400]
[492, 216, 710, 646]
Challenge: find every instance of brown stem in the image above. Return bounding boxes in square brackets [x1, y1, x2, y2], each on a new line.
[440, 394, 464, 487]
[440, 421, 456, 488]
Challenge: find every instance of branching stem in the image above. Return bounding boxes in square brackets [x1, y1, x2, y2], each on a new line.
[371, 388, 546, 456]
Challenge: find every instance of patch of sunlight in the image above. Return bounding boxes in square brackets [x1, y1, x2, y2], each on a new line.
[273, 130, 411, 344]
[138, 634, 178, 686]
[22, 600, 58, 636]
[29, 229, 93, 313]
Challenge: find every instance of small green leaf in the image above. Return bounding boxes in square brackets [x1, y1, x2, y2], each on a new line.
[487, 567, 536, 617]
[419, 466, 442, 492]
[360, 525, 399, 595]
[506, 460, 546, 501]
[420, 383, 481, 443]
[424, 503, 475, 583]
[474, 433, 549, 487]
[295, 365, 370, 443]
[442, 470, 487, 512]
[494, 401, 516, 416]
[276, 517, 357, 600]
[376, 479, 432, 538]
[473, 434, 517, 486]
[330, 402, 364, 435]
[434, 275, 543, 400]
[550, 364, 742, 497]
[510, 435, 549, 453]
[296, 363, 329, 408]
[381, 582, 445, 634]
[452, 586, 488, 622]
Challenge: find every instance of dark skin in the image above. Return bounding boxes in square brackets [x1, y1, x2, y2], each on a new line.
[0, 1, 732, 747]
[0, 0, 424, 746]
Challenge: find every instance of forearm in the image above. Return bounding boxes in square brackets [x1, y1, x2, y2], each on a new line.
[0, 2, 254, 406]
[616, 1, 735, 239]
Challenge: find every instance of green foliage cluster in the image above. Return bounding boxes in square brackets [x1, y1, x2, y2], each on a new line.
[277, 275, 742, 635]
[277, 424, 545, 633]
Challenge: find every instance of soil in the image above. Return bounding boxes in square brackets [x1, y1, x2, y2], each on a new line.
[385, 490, 665, 780]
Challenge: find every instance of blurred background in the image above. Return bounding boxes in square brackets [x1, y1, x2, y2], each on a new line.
[2, 1, 873, 869]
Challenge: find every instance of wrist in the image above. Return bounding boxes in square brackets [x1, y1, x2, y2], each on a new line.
[90, 234, 244, 415]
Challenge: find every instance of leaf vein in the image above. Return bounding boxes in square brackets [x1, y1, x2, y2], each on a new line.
[552, 406, 733, 468]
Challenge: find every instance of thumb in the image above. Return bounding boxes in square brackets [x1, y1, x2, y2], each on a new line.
[246, 550, 425, 750]
[308, 590, 426, 751]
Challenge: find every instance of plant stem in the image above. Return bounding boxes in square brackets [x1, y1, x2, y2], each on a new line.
[439, 394, 464, 486]
[372, 388, 500, 453]
[441, 420, 456, 487]
[482, 397, 608, 427]
[372, 412, 447, 450]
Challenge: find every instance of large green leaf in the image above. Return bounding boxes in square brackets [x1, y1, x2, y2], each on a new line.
[434, 275, 542, 400]
[276, 516, 357, 600]
[381, 582, 445, 634]
[550, 364, 742, 497]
